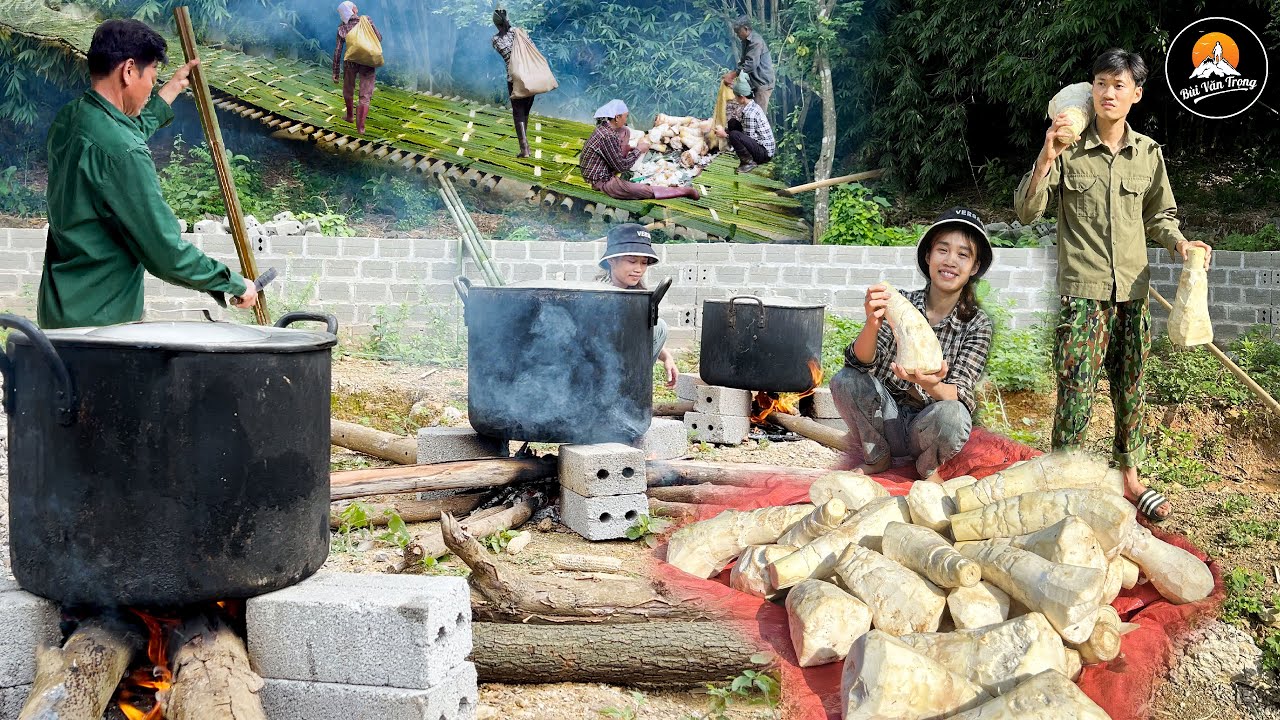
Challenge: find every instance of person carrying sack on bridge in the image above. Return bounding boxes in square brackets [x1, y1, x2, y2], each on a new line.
[492, 8, 556, 158]
[715, 74, 775, 174]
[580, 100, 700, 202]
[40, 19, 258, 329]
[332, 1, 382, 135]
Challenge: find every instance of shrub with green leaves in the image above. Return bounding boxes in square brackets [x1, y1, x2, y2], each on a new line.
[0, 166, 44, 217]
[821, 184, 926, 246]
[1216, 224, 1280, 252]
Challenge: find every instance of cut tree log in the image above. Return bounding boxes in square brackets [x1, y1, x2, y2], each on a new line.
[20, 617, 144, 720]
[330, 418, 421, 465]
[330, 456, 555, 500]
[158, 613, 267, 720]
[329, 494, 484, 529]
[647, 460, 829, 488]
[472, 621, 766, 687]
[647, 483, 746, 505]
[394, 494, 543, 571]
[767, 411, 852, 451]
[654, 400, 695, 416]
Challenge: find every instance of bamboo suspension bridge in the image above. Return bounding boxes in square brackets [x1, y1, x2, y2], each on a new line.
[2, 1, 811, 243]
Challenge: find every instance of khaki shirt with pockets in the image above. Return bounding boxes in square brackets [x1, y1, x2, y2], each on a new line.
[1014, 123, 1186, 302]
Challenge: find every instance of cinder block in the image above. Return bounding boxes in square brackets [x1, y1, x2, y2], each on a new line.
[0, 580, 61, 689]
[247, 572, 472, 690]
[694, 385, 752, 416]
[559, 487, 647, 541]
[1, 684, 30, 720]
[633, 418, 688, 460]
[813, 417, 849, 433]
[558, 443, 646, 497]
[260, 663, 477, 720]
[802, 388, 841, 419]
[416, 426, 507, 464]
[193, 219, 223, 234]
[684, 411, 750, 445]
[675, 372, 704, 401]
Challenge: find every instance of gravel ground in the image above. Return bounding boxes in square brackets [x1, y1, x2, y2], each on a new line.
[1153, 620, 1280, 719]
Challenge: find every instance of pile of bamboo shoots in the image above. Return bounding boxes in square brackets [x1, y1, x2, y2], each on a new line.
[665, 452, 1216, 719]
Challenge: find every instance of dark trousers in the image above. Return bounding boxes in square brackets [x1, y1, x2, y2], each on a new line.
[507, 81, 535, 149]
[726, 119, 770, 164]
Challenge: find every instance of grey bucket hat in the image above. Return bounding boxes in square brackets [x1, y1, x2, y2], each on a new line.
[598, 223, 660, 270]
[916, 207, 993, 279]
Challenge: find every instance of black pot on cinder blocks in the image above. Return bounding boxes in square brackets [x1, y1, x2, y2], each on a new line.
[699, 295, 825, 392]
[456, 276, 670, 444]
[0, 312, 338, 608]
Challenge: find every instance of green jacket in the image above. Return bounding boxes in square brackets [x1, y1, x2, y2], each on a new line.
[1014, 122, 1185, 302]
[39, 90, 245, 329]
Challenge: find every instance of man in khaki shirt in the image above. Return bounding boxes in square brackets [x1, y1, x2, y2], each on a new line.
[1014, 48, 1212, 522]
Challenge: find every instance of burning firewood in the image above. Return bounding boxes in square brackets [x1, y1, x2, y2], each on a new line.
[20, 617, 144, 720]
[159, 612, 267, 720]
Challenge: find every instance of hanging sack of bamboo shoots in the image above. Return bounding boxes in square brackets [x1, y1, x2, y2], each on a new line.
[1046, 82, 1093, 142]
[343, 16, 384, 68]
[1167, 246, 1213, 346]
[510, 28, 558, 99]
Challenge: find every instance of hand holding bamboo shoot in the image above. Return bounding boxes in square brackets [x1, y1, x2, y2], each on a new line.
[1168, 245, 1213, 347]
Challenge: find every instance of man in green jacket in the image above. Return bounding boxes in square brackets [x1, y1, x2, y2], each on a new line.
[40, 19, 257, 329]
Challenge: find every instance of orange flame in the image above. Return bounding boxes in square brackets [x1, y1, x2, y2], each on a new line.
[751, 360, 824, 424]
[115, 610, 178, 720]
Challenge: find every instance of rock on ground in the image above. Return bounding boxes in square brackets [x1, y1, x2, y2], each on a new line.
[1154, 619, 1280, 720]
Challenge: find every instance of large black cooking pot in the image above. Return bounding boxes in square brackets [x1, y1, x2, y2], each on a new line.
[700, 296, 825, 392]
[0, 312, 338, 608]
[456, 276, 670, 444]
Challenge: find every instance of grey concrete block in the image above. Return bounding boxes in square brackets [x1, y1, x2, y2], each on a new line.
[558, 443, 646, 497]
[675, 372, 704, 401]
[0, 581, 61, 689]
[342, 237, 379, 257]
[802, 388, 841, 419]
[634, 417, 688, 460]
[684, 411, 750, 445]
[193, 219, 223, 234]
[247, 572, 472, 690]
[1, 684, 30, 720]
[260, 663, 477, 720]
[694, 385, 752, 417]
[417, 426, 508, 464]
[559, 487, 648, 541]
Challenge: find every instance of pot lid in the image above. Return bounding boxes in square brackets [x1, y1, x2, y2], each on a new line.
[704, 296, 826, 309]
[17, 321, 337, 353]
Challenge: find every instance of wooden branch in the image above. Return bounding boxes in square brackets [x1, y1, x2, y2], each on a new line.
[648, 498, 706, 521]
[330, 456, 555, 501]
[551, 554, 624, 573]
[393, 496, 541, 571]
[330, 419, 417, 464]
[647, 483, 746, 505]
[646, 460, 829, 488]
[777, 168, 884, 196]
[159, 613, 267, 720]
[20, 617, 144, 720]
[329, 494, 484, 529]
[653, 400, 694, 417]
[472, 622, 767, 687]
[767, 411, 851, 451]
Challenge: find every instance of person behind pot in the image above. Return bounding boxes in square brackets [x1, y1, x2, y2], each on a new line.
[332, 1, 382, 135]
[39, 19, 258, 330]
[491, 8, 534, 158]
[580, 99, 701, 202]
[1014, 49, 1211, 523]
[597, 224, 678, 388]
[722, 16, 775, 115]
[830, 208, 994, 480]
[715, 75, 775, 174]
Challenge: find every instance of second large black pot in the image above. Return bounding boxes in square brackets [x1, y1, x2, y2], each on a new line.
[457, 277, 669, 444]
[699, 296, 825, 392]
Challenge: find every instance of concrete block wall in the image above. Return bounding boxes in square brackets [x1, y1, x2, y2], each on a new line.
[0, 227, 1276, 343]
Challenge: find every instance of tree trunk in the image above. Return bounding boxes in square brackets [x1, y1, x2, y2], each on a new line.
[330, 494, 484, 529]
[331, 419, 417, 464]
[159, 614, 267, 720]
[330, 456, 555, 500]
[647, 460, 828, 488]
[812, 48, 837, 242]
[472, 622, 766, 688]
[20, 618, 143, 720]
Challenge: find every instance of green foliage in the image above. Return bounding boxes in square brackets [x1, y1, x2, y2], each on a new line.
[353, 303, 466, 367]
[624, 513, 672, 547]
[1221, 567, 1276, 625]
[598, 691, 646, 720]
[481, 529, 518, 553]
[1211, 494, 1253, 516]
[1146, 328, 1280, 409]
[295, 210, 356, 237]
[0, 167, 44, 216]
[1263, 631, 1280, 674]
[821, 184, 926, 246]
[1221, 519, 1280, 548]
[690, 666, 781, 720]
[821, 313, 862, 381]
[157, 136, 263, 222]
[361, 173, 438, 230]
[977, 281, 1053, 393]
[1216, 224, 1280, 252]
[1144, 426, 1218, 490]
[377, 510, 412, 550]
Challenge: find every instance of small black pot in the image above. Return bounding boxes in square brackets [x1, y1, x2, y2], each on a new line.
[699, 296, 825, 392]
[1, 312, 338, 608]
[456, 277, 670, 444]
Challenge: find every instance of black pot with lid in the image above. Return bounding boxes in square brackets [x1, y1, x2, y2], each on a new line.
[699, 295, 825, 392]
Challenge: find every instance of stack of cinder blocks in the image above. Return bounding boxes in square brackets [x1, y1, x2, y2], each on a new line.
[248, 572, 477, 720]
[558, 443, 648, 541]
[802, 388, 848, 433]
[0, 580, 60, 720]
[679, 373, 751, 445]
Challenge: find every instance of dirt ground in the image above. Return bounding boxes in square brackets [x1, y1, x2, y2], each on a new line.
[329, 356, 1280, 719]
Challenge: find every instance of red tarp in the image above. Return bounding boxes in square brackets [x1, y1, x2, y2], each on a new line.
[654, 428, 1225, 719]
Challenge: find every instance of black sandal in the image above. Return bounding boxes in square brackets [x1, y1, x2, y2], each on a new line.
[1136, 489, 1171, 523]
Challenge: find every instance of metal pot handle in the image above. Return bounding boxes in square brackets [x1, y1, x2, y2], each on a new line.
[649, 277, 672, 327]
[274, 312, 339, 335]
[726, 295, 767, 330]
[0, 314, 77, 425]
[454, 276, 472, 307]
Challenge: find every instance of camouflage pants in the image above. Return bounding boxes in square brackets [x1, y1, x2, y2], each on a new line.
[1051, 296, 1150, 468]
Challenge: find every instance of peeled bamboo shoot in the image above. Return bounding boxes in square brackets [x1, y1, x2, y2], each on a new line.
[948, 669, 1110, 720]
[786, 580, 872, 667]
[767, 497, 910, 589]
[948, 582, 1011, 630]
[666, 505, 813, 579]
[882, 522, 980, 588]
[778, 499, 847, 547]
[835, 544, 947, 635]
[730, 544, 795, 599]
[1119, 525, 1213, 604]
[1168, 246, 1213, 347]
[842, 631, 989, 720]
[954, 452, 1123, 512]
[881, 282, 943, 374]
[1069, 605, 1122, 663]
[978, 517, 1107, 571]
[898, 613, 1070, 695]
[808, 471, 889, 511]
[907, 480, 955, 533]
[1046, 82, 1094, 141]
[949, 489, 1136, 554]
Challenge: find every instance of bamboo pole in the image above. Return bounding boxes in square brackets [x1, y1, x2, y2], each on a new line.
[777, 168, 884, 196]
[1149, 287, 1280, 417]
[441, 179, 504, 285]
[173, 7, 268, 325]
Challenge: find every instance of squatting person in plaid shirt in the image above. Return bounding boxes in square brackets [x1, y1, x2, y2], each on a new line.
[579, 99, 701, 202]
[715, 75, 775, 174]
[829, 209, 995, 480]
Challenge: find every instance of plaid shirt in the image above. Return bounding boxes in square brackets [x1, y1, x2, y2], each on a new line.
[738, 101, 775, 156]
[492, 30, 514, 82]
[580, 122, 642, 184]
[843, 289, 993, 413]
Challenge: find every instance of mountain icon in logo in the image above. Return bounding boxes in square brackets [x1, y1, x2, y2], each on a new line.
[1191, 55, 1241, 78]
[1190, 37, 1241, 78]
